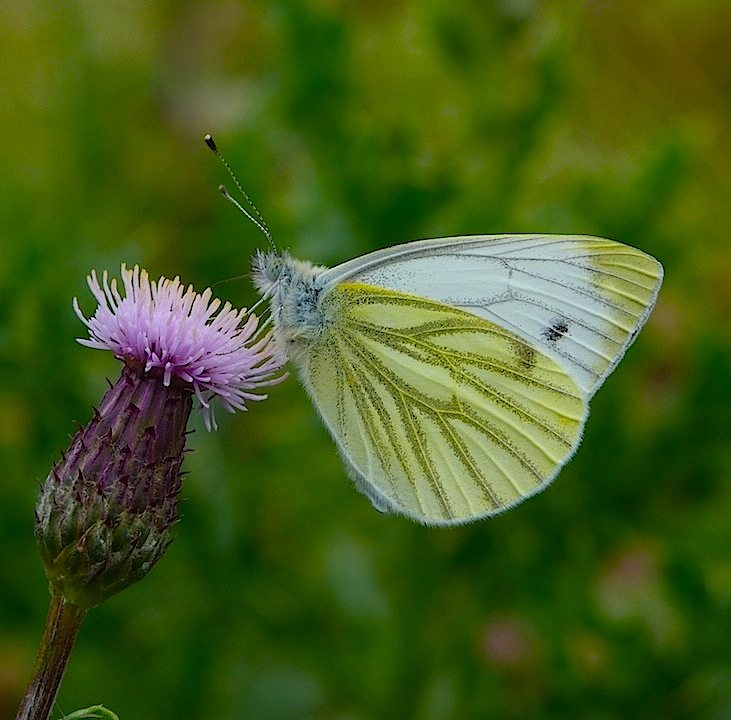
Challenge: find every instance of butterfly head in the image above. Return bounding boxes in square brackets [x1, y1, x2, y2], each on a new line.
[252, 249, 285, 298]
[252, 250, 327, 299]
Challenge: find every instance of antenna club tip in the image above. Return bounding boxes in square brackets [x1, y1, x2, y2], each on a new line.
[204, 134, 218, 152]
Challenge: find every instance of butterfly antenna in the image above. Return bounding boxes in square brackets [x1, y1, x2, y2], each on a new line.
[204, 133, 275, 251]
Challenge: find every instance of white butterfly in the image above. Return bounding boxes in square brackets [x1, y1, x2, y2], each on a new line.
[203, 135, 663, 525]
[252, 234, 663, 526]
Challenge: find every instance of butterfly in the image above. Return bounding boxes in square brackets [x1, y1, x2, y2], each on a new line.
[204, 135, 663, 526]
[251, 234, 663, 525]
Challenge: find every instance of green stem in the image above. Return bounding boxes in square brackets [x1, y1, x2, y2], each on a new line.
[16, 593, 87, 720]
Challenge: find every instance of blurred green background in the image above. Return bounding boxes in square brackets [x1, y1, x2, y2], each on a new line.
[1, 1, 729, 719]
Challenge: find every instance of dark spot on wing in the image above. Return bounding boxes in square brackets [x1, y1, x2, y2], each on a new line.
[542, 318, 569, 344]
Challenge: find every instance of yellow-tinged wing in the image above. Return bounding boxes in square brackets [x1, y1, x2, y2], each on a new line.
[303, 283, 588, 525]
[321, 235, 664, 398]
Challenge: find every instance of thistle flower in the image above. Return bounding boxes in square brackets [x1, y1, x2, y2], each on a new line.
[35, 264, 285, 608]
[73, 264, 284, 430]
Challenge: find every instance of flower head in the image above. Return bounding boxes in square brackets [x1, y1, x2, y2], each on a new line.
[36, 265, 285, 608]
[73, 264, 285, 428]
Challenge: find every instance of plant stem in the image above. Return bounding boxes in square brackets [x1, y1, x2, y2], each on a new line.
[16, 593, 87, 720]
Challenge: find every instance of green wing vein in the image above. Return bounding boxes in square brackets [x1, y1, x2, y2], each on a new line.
[308, 284, 586, 524]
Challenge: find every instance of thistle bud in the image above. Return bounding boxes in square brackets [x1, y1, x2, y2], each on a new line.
[35, 366, 190, 607]
[35, 265, 285, 608]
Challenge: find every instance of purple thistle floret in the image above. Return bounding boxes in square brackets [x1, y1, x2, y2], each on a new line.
[36, 265, 286, 608]
[73, 264, 285, 429]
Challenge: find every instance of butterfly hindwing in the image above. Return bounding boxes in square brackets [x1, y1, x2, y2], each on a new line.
[302, 283, 588, 525]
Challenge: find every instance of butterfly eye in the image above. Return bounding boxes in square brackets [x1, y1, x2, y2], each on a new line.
[268, 256, 283, 279]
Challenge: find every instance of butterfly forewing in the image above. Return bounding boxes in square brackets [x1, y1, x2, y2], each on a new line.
[321, 235, 664, 397]
[304, 283, 587, 525]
